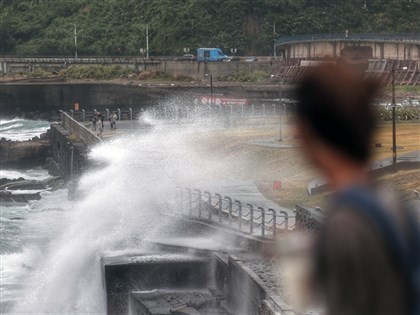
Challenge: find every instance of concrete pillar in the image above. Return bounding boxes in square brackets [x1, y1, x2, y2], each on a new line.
[331, 42, 337, 59]
[380, 43, 385, 59]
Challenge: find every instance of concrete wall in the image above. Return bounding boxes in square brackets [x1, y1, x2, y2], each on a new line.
[0, 83, 173, 116]
[50, 123, 90, 181]
[0, 58, 281, 78]
[283, 41, 420, 61]
[0, 83, 291, 117]
[228, 256, 295, 315]
[157, 60, 281, 80]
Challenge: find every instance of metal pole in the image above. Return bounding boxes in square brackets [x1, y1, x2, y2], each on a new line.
[215, 193, 222, 223]
[204, 191, 212, 221]
[247, 204, 254, 234]
[186, 188, 192, 216]
[392, 66, 397, 172]
[129, 108, 133, 120]
[273, 22, 277, 60]
[269, 208, 277, 238]
[82, 109, 85, 122]
[224, 196, 232, 225]
[280, 210, 289, 231]
[279, 81, 283, 142]
[117, 108, 121, 121]
[70, 145, 74, 182]
[194, 189, 202, 218]
[258, 207, 265, 237]
[73, 24, 78, 59]
[234, 200, 242, 230]
[210, 75, 213, 107]
[146, 24, 149, 59]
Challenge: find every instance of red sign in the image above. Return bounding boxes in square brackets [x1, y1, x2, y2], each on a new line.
[273, 181, 282, 190]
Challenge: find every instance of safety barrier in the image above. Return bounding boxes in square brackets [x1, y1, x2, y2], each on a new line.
[67, 102, 418, 125]
[61, 111, 101, 146]
[177, 188, 296, 239]
[69, 108, 135, 122]
[66, 103, 294, 127]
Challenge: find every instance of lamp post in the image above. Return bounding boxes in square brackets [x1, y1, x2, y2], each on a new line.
[73, 23, 78, 59]
[205, 74, 213, 106]
[146, 24, 149, 59]
[279, 80, 283, 141]
[391, 65, 407, 171]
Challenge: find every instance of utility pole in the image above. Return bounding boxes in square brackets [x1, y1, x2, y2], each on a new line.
[279, 80, 283, 141]
[273, 22, 277, 60]
[391, 64, 396, 171]
[146, 24, 149, 59]
[210, 74, 213, 106]
[205, 74, 213, 106]
[391, 65, 407, 172]
[73, 23, 78, 59]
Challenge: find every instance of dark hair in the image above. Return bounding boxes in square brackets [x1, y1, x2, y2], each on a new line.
[296, 64, 380, 164]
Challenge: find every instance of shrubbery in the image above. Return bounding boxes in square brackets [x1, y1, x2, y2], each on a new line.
[222, 70, 270, 83]
[59, 65, 133, 80]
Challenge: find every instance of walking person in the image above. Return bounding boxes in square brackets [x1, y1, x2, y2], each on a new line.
[97, 112, 104, 131]
[110, 111, 117, 130]
[91, 114, 97, 131]
[294, 64, 419, 315]
[96, 116, 103, 138]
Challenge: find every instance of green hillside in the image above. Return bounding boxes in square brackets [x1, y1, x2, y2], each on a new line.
[1, 0, 419, 56]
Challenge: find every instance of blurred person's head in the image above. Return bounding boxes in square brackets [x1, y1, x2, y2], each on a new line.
[296, 64, 380, 188]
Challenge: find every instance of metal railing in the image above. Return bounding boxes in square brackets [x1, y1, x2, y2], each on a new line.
[146, 103, 293, 122]
[68, 108, 135, 123]
[61, 111, 102, 146]
[275, 33, 420, 46]
[176, 188, 296, 239]
[66, 103, 294, 125]
[0, 56, 162, 64]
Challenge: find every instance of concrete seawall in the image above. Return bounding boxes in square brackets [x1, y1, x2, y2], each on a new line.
[49, 123, 90, 181]
[0, 82, 292, 117]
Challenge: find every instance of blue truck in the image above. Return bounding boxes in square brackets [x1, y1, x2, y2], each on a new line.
[197, 48, 229, 62]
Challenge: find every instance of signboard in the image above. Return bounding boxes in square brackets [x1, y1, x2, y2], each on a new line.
[197, 96, 249, 106]
[74, 102, 80, 111]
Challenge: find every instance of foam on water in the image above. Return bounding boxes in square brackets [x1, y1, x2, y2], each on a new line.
[0, 168, 52, 181]
[0, 118, 50, 141]
[4, 114, 246, 314]
[1, 105, 287, 314]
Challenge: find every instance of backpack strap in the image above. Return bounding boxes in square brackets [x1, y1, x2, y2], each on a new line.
[334, 186, 420, 315]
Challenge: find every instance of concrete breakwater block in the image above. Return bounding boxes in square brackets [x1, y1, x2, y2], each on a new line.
[102, 252, 213, 315]
[128, 289, 228, 315]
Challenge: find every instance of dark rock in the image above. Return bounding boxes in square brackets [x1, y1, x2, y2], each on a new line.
[0, 192, 41, 203]
[0, 191, 12, 197]
[0, 137, 51, 167]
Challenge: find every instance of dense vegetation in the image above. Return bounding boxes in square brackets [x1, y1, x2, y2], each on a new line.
[1, 0, 419, 56]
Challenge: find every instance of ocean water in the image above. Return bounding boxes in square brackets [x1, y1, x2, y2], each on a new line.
[0, 114, 288, 314]
[0, 119, 53, 312]
[0, 115, 237, 314]
[0, 118, 50, 141]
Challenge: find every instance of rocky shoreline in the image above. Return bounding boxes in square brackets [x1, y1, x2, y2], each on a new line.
[1, 132, 51, 167]
[0, 130, 66, 203]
